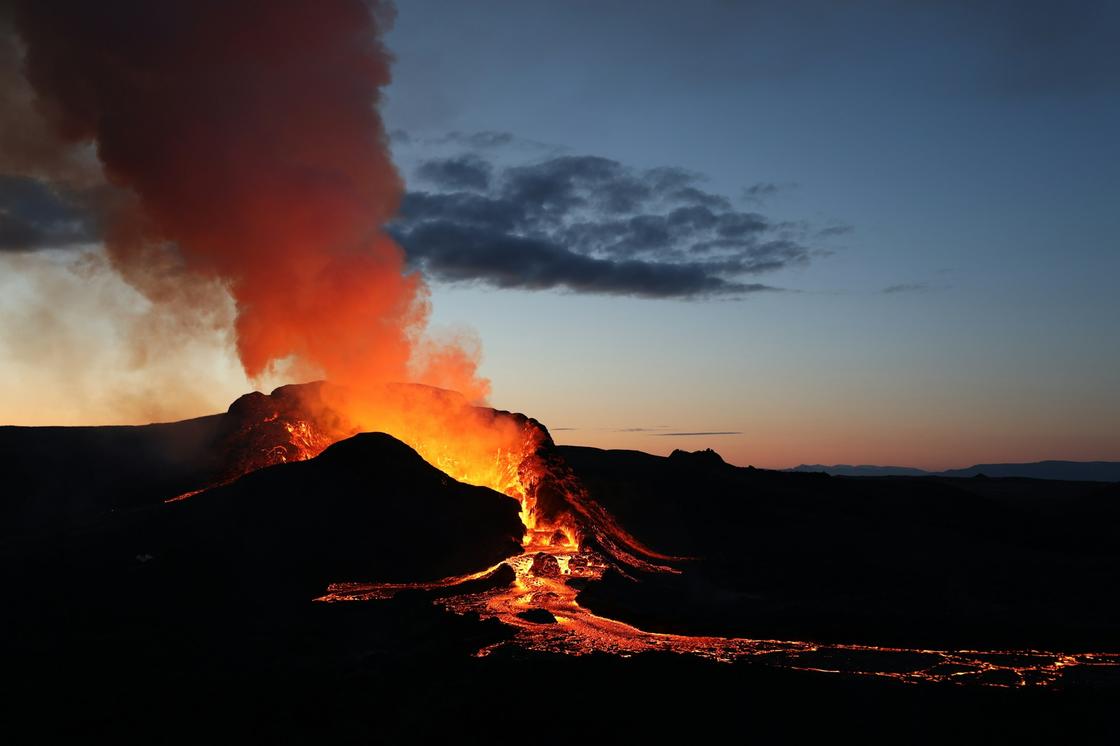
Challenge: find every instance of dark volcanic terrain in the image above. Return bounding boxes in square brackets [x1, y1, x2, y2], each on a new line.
[564, 446, 1120, 651]
[791, 460, 1120, 481]
[2, 395, 1118, 743]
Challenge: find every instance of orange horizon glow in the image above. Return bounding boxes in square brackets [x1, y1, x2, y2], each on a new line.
[1, 375, 1115, 473]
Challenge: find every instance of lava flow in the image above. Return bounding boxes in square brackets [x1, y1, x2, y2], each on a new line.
[169, 382, 1120, 689]
[318, 531, 1120, 688]
[302, 389, 1118, 689]
[176, 381, 669, 564]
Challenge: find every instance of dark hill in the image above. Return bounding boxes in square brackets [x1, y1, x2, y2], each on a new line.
[2, 422, 1119, 742]
[0, 415, 227, 538]
[940, 460, 1120, 481]
[5, 432, 524, 610]
[561, 445, 1120, 651]
[0, 381, 542, 541]
[150, 432, 525, 598]
[791, 460, 1120, 481]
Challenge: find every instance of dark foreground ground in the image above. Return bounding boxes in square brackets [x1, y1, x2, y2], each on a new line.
[2, 582, 1120, 743]
[4, 588, 1119, 745]
[564, 446, 1120, 652]
[2, 413, 1118, 743]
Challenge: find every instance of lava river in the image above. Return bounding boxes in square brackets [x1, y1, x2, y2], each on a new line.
[187, 384, 1120, 689]
[317, 483, 1120, 690]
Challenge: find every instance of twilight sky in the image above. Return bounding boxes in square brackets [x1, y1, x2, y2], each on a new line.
[1, 0, 1118, 469]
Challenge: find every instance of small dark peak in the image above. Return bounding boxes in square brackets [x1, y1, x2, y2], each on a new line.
[972, 472, 989, 480]
[669, 448, 726, 468]
[318, 431, 420, 463]
[516, 608, 557, 624]
[309, 433, 449, 488]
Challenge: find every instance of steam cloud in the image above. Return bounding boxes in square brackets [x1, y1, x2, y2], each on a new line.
[1, 0, 489, 408]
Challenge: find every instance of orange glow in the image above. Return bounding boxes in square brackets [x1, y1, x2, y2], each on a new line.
[303, 382, 675, 561]
[320, 491, 1120, 689]
[170, 379, 674, 570]
[182, 381, 577, 547]
[163, 382, 1120, 687]
[315, 383, 554, 543]
[8, 0, 493, 439]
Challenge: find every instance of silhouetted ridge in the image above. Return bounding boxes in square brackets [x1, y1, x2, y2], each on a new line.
[163, 431, 525, 596]
[789, 460, 1120, 481]
[559, 444, 1120, 650]
[4, 431, 525, 611]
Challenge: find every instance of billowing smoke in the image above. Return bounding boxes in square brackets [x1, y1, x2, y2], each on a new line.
[0, 1, 652, 563]
[2, 0, 488, 405]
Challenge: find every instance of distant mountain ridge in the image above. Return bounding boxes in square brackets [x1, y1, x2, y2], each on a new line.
[788, 460, 1120, 482]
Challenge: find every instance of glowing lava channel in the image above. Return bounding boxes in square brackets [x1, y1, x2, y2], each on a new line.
[319, 477, 1120, 690]
[165, 392, 1120, 689]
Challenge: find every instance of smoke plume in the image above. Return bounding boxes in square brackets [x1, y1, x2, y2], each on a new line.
[2, 0, 488, 405]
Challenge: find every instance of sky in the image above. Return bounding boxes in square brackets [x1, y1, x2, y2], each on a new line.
[1, 0, 1118, 469]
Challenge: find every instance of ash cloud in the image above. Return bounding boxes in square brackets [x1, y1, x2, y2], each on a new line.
[0, 248, 256, 425]
[1, 0, 490, 404]
[391, 146, 838, 298]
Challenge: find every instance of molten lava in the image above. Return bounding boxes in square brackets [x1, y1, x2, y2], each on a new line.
[169, 382, 1120, 689]
[185, 381, 664, 560]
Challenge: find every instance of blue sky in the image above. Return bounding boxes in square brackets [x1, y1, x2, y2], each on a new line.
[0, 1, 1115, 469]
[377, 0, 1119, 467]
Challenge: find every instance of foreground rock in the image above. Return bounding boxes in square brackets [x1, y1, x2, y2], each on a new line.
[5, 432, 524, 606]
[562, 445, 1120, 651]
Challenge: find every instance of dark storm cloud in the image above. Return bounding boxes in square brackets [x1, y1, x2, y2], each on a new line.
[391, 218, 774, 298]
[671, 186, 731, 211]
[399, 191, 522, 232]
[415, 154, 492, 190]
[0, 175, 99, 251]
[392, 148, 834, 298]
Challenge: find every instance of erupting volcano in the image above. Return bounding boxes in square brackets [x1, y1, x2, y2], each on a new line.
[3, 1, 1120, 742]
[181, 380, 671, 561]
[152, 381, 1117, 689]
[4, 0, 492, 413]
[3, 0, 684, 587]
